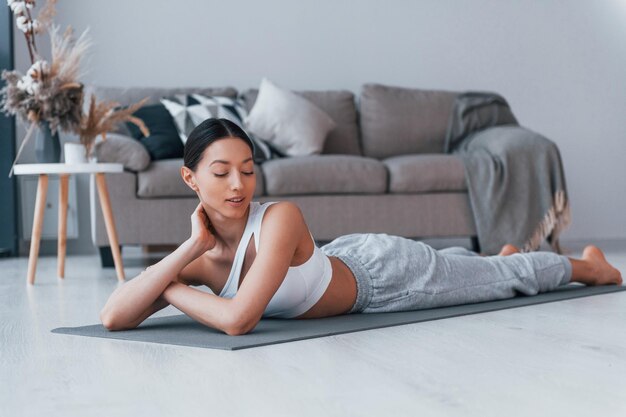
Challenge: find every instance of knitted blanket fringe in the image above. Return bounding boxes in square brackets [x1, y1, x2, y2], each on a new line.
[522, 189, 572, 254]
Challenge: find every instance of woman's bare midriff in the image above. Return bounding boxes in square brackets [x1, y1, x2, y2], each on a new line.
[292, 256, 358, 319]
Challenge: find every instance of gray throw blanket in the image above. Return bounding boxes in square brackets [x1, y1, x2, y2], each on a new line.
[445, 92, 571, 255]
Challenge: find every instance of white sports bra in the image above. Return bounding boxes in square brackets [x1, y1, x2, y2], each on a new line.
[218, 201, 333, 318]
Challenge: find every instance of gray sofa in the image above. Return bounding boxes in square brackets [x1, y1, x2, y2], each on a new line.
[89, 84, 478, 266]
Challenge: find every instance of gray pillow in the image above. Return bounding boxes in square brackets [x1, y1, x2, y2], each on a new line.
[95, 133, 151, 172]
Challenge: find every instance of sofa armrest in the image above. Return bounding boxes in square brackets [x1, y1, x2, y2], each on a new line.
[95, 133, 151, 172]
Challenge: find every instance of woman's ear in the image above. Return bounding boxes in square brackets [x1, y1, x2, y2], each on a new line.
[180, 166, 198, 191]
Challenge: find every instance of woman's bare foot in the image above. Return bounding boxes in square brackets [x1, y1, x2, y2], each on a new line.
[571, 245, 623, 286]
[498, 244, 520, 256]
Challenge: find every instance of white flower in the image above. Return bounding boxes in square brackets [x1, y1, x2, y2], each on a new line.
[16, 60, 48, 94]
[15, 15, 31, 33]
[24, 0, 34, 8]
[31, 18, 42, 33]
[14, 3, 26, 14]
[27, 60, 49, 80]
[9, 1, 26, 14]
[17, 75, 40, 94]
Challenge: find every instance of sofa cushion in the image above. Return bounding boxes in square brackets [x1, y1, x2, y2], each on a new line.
[240, 88, 361, 156]
[95, 133, 151, 172]
[383, 154, 467, 193]
[261, 155, 387, 196]
[360, 83, 458, 158]
[137, 159, 265, 198]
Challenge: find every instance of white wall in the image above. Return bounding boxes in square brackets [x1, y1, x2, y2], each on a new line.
[14, 0, 626, 252]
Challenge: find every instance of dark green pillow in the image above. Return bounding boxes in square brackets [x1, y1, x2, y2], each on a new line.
[125, 103, 183, 160]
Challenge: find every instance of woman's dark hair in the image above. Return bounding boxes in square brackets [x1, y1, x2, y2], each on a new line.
[183, 118, 255, 171]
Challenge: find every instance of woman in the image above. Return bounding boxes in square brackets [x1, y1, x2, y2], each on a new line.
[100, 118, 623, 336]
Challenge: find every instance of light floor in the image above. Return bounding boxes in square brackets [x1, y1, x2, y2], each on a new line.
[2, 240, 626, 417]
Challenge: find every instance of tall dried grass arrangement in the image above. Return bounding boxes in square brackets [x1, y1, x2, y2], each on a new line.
[1, 2, 87, 133]
[77, 95, 150, 158]
[3, 0, 150, 176]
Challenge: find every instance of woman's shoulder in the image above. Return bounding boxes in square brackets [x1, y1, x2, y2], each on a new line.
[256, 201, 313, 263]
[258, 200, 297, 209]
[257, 201, 308, 239]
[260, 200, 304, 221]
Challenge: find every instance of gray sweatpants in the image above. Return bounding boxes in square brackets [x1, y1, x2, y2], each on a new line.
[320, 233, 572, 314]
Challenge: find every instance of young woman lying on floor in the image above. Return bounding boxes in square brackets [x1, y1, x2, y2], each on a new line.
[99, 118, 623, 336]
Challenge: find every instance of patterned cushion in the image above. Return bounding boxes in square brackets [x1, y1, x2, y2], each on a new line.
[160, 94, 214, 144]
[160, 93, 283, 163]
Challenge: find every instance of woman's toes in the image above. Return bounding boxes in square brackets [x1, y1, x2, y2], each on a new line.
[498, 244, 520, 256]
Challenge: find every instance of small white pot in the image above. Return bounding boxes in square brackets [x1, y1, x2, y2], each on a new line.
[64, 143, 88, 164]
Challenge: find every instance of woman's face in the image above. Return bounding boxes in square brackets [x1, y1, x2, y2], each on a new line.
[182, 137, 256, 217]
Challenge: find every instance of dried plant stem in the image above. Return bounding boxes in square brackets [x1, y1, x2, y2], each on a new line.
[27, 8, 37, 52]
[59, 82, 81, 90]
[24, 7, 37, 65]
[126, 115, 150, 137]
[23, 32, 35, 65]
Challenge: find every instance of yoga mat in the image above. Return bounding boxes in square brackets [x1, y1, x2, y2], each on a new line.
[52, 284, 626, 350]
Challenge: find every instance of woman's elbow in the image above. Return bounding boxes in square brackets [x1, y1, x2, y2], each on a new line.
[224, 326, 245, 336]
[224, 315, 258, 336]
[100, 312, 116, 331]
[224, 324, 251, 336]
[100, 309, 124, 331]
[223, 317, 246, 336]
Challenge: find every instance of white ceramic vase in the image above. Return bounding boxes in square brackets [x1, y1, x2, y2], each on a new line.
[63, 143, 90, 164]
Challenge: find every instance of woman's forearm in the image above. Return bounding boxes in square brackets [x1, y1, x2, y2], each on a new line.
[162, 282, 238, 335]
[100, 239, 205, 329]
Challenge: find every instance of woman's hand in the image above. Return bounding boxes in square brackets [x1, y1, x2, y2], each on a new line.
[189, 202, 217, 254]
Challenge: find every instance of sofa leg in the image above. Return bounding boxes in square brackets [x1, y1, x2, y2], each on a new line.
[99, 246, 121, 268]
[470, 236, 481, 253]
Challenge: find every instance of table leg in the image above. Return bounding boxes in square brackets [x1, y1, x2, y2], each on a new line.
[57, 174, 69, 278]
[27, 174, 49, 285]
[95, 173, 125, 281]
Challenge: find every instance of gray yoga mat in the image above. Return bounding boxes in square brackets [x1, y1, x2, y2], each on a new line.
[52, 284, 626, 350]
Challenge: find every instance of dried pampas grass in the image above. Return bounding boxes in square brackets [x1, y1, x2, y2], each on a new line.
[36, 0, 58, 32]
[49, 24, 91, 87]
[77, 94, 150, 157]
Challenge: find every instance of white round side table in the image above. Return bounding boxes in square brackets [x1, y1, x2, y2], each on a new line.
[13, 163, 126, 284]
